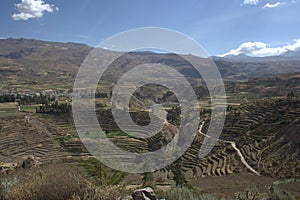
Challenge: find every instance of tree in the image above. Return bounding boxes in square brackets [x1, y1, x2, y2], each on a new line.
[141, 158, 155, 187]
[287, 91, 295, 98]
[142, 172, 154, 187]
[171, 157, 187, 187]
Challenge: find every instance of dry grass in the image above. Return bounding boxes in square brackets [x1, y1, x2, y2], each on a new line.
[0, 164, 87, 200]
[0, 164, 131, 200]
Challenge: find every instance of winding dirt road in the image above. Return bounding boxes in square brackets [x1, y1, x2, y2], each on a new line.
[198, 121, 261, 176]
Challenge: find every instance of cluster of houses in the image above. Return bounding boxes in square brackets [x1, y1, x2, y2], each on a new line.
[0, 89, 73, 103]
[0, 88, 112, 103]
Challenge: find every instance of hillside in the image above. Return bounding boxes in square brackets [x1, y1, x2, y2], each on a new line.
[1, 38, 300, 92]
[0, 38, 92, 92]
[1, 38, 300, 199]
[225, 72, 300, 100]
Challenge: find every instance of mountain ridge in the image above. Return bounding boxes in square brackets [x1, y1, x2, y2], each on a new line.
[1, 38, 300, 92]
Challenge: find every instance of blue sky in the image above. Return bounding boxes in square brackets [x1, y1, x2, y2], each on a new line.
[1, 0, 300, 56]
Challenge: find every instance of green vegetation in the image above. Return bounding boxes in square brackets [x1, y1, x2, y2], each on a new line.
[36, 101, 71, 114]
[0, 95, 15, 103]
[234, 186, 295, 200]
[142, 172, 155, 188]
[20, 105, 38, 112]
[105, 130, 132, 138]
[79, 158, 127, 186]
[171, 157, 188, 187]
[19, 95, 48, 105]
[141, 158, 155, 188]
[167, 106, 181, 126]
[95, 91, 108, 98]
[58, 134, 79, 143]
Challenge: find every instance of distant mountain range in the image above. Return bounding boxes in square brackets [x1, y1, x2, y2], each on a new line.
[1, 38, 300, 91]
[218, 50, 300, 61]
[282, 50, 300, 57]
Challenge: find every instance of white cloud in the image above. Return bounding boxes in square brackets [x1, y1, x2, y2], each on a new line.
[263, 2, 281, 8]
[262, 0, 296, 8]
[220, 39, 300, 57]
[242, 0, 296, 7]
[12, 0, 58, 21]
[243, 0, 260, 5]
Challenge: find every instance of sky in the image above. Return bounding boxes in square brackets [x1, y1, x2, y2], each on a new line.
[1, 0, 300, 57]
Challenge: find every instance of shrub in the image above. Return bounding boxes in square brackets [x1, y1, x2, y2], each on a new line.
[234, 186, 296, 200]
[234, 188, 266, 200]
[71, 185, 128, 200]
[79, 158, 127, 186]
[0, 164, 88, 200]
[162, 187, 220, 200]
[268, 187, 295, 200]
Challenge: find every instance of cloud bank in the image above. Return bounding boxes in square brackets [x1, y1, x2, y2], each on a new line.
[12, 0, 58, 21]
[220, 39, 300, 57]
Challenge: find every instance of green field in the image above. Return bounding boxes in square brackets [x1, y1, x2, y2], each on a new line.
[20, 105, 39, 112]
[0, 102, 19, 117]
